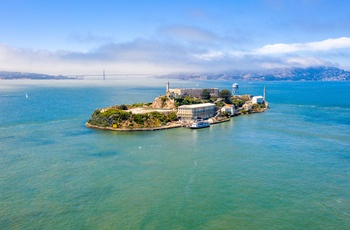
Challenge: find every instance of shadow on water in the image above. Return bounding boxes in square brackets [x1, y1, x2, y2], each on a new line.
[86, 150, 120, 158]
[0, 135, 16, 141]
[62, 129, 93, 137]
[19, 137, 56, 146]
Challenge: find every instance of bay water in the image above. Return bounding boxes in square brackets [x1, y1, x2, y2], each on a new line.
[1, 79, 350, 229]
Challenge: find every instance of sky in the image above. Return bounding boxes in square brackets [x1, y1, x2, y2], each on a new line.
[1, 0, 350, 75]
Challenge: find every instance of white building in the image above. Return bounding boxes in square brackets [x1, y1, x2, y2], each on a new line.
[221, 105, 236, 115]
[177, 103, 216, 120]
[252, 96, 264, 104]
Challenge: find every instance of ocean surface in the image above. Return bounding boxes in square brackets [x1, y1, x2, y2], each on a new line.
[1, 78, 350, 229]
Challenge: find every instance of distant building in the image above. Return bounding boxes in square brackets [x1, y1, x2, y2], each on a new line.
[166, 82, 219, 98]
[221, 105, 236, 115]
[169, 88, 219, 98]
[252, 96, 264, 104]
[177, 103, 216, 120]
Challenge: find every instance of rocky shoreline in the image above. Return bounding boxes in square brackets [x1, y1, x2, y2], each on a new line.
[86, 121, 182, 132]
[85, 113, 252, 132]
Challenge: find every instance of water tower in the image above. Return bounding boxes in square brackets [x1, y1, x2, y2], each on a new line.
[232, 83, 239, 95]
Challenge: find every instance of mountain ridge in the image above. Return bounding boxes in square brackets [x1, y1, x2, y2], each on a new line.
[157, 66, 350, 81]
[2, 66, 350, 81]
[0, 71, 76, 80]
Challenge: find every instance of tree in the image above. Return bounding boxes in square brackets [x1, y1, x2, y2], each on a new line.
[201, 89, 211, 100]
[119, 104, 128, 110]
[219, 89, 232, 103]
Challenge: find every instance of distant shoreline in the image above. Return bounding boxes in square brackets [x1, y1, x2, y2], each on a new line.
[2, 66, 350, 81]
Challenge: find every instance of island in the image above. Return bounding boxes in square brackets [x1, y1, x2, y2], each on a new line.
[86, 82, 269, 131]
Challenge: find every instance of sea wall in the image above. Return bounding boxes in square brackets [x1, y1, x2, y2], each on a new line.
[86, 122, 182, 132]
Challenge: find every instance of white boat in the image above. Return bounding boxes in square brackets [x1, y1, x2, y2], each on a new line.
[189, 120, 210, 129]
[26, 93, 28, 99]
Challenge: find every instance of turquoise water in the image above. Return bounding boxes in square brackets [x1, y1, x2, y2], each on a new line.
[1, 79, 350, 229]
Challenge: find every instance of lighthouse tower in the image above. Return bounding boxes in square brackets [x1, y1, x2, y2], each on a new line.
[232, 83, 239, 95]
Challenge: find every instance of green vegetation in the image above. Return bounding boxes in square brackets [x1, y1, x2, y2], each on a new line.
[112, 102, 152, 110]
[201, 89, 211, 100]
[174, 96, 202, 107]
[119, 104, 128, 110]
[132, 103, 144, 108]
[160, 96, 168, 107]
[237, 109, 250, 115]
[252, 103, 266, 110]
[219, 89, 232, 103]
[88, 107, 178, 129]
[97, 108, 131, 119]
[166, 111, 178, 122]
[231, 98, 245, 108]
[221, 111, 230, 118]
[215, 101, 225, 107]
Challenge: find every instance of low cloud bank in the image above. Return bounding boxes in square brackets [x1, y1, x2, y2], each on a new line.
[0, 37, 349, 75]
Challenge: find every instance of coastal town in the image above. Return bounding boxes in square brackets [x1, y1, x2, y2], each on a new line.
[86, 82, 269, 131]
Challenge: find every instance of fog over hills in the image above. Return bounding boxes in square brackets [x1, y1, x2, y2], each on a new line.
[159, 67, 350, 81]
[2, 66, 350, 81]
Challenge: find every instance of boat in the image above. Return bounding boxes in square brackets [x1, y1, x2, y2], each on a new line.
[189, 120, 210, 129]
[26, 93, 28, 99]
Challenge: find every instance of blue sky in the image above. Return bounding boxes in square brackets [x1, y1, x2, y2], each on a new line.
[1, 0, 350, 75]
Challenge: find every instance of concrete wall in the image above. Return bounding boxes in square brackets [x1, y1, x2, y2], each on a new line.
[169, 88, 219, 98]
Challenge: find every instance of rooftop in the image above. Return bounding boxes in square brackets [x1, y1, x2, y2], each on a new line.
[128, 108, 173, 114]
[178, 103, 215, 109]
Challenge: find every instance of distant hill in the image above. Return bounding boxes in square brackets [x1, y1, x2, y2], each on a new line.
[157, 67, 350, 81]
[0, 71, 76, 80]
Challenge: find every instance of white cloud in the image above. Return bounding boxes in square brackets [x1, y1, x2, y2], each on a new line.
[1, 36, 350, 75]
[193, 51, 223, 61]
[0, 41, 200, 75]
[259, 56, 331, 69]
[256, 37, 350, 54]
[285, 57, 330, 67]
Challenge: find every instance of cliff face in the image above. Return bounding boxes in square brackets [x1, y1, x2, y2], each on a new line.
[150, 96, 177, 109]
